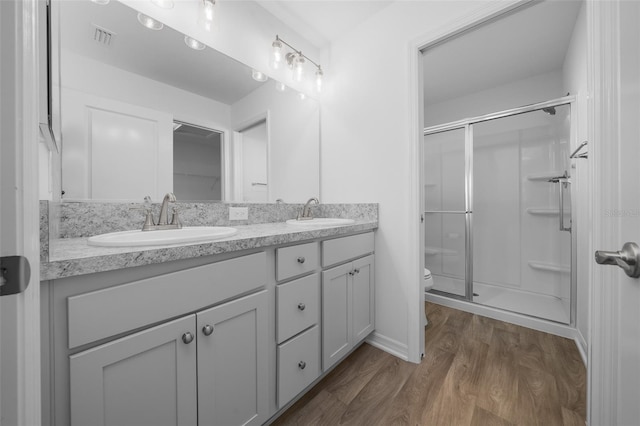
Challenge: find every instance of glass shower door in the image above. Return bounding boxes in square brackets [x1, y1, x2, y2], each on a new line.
[472, 104, 572, 323]
[423, 127, 470, 299]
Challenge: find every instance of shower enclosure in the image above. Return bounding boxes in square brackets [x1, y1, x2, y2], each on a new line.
[422, 98, 574, 324]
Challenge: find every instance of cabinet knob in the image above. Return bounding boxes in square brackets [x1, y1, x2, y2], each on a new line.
[348, 271, 354, 276]
[354, 268, 360, 274]
[298, 361, 306, 370]
[297, 256, 306, 264]
[297, 302, 306, 311]
[181, 332, 194, 344]
[202, 324, 214, 336]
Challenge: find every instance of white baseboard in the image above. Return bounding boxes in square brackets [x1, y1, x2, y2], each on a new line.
[366, 331, 409, 361]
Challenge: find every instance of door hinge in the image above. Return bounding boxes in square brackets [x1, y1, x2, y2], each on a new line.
[0, 256, 31, 296]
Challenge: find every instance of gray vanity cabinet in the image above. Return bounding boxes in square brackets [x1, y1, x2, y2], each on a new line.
[69, 290, 268, 426]
[321, 233, 375, 371]
[196, 291, 269, 426]
[69, 315, 198, 426]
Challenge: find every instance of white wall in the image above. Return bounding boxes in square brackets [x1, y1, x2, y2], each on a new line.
[562, 3, 589, 350]
[424, 70, 564, 127]
[321, 0, 504, 360]
[231, 84, 320, 203]
[61, 50, 231, 130]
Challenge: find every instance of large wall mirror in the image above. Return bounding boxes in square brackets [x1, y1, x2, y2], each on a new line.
[54, 0, 320, 203]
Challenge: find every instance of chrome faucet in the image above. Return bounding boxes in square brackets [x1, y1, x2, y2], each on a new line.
[158, 193, 177, 226]
[140, 193, 182, 231]
[297, 197, 319, 220]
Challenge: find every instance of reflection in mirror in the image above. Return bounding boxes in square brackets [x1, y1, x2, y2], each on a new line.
[56, 0, 320, 203]
[173, 122, 223, 201]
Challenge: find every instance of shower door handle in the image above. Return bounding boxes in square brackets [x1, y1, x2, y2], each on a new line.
[558, 180, 571, 232]
[595, 242, 640, 278]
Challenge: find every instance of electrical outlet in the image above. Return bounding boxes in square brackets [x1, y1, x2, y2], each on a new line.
[229, 206, 249, 221]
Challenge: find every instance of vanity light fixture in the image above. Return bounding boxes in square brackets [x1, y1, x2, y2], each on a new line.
[151, 0, 174, 9]
[184, 36, 206, 51]
[137, 13, 163, 30]
[270, 35, 324, 93]
[252, 69, 268, 82]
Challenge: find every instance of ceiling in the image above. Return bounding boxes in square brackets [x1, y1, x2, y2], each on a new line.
[423, 0, 584, 105]
[255, 0, 395, 48]
[60, 0, 265, 105]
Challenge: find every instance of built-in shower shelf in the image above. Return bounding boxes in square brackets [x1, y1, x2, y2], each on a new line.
[425, 247, 458, 256]
[526, 172, 564, 182]
[526, 208, 560, 216]
[528, 261, 570, 274]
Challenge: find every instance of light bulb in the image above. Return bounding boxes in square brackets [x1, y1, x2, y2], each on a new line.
[184, 36, 205, 51]
[271, 39, 283, 69]
[252, 69, 268, 82]
[294, 54, 305, 83]
[137, 13, 163, 31]
[203, 0, 215, 22]
[275, 81, 286, 92]
[315, 68, 323, 93]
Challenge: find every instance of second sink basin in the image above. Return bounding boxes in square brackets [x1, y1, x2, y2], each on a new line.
[285, 218, 355, 226]
[87, 226, 238, 247]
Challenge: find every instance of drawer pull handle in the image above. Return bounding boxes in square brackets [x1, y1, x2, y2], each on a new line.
[298, 361, 306, 370]
[202, 324, 214, 336]
[298, 302, 306, 311]
[297, 256, 306, 264]
[182, 332, 194, 344]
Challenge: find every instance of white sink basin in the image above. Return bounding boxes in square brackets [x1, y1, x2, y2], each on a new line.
[285, 218, 355, 226]
[87, 226, 238, 247]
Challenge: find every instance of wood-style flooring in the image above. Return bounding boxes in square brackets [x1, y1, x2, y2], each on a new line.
[272, 302, 586, 426]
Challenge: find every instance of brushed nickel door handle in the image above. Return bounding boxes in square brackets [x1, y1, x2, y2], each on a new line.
[595, 242, 640, 278]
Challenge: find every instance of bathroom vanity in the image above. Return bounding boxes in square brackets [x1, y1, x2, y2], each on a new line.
[40, 204, 377, 426]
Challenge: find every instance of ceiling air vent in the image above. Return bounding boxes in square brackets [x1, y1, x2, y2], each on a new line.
[92, 25, 115, 47]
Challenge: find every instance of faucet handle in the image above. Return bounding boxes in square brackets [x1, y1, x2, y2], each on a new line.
[170, 207, 182, 228]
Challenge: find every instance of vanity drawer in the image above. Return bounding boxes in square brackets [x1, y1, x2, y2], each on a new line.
[67, 252, 266, 349]
[276, 274, 319, 344]
[322, 232, 374, 268]
[277, 325, 320, 408]
[276, 242, 318, 281]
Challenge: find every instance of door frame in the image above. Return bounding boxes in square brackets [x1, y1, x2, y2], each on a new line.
[587, 0, 624, 423]
[408, 0, 534, 362]
[0, 0, 42, 424]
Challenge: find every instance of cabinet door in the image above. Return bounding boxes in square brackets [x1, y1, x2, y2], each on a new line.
[69, 315, 197, 426]
[322, 263, 352, 371]
[352, 255, 375, 343]
[197, 290, 269, 426]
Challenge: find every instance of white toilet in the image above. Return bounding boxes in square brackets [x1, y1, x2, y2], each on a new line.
[424, 268, 434, 326]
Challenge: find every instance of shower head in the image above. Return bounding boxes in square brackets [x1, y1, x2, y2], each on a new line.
[542, 107, 556, 115]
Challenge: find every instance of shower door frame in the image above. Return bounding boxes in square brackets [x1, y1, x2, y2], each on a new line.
[423, 95, 577, 325]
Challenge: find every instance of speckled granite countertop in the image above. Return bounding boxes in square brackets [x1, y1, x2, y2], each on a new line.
[41, 220, 378, 281]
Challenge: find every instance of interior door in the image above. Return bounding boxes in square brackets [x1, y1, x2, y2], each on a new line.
[591, 0, 640, 423]
[61, 90, 173, 200]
